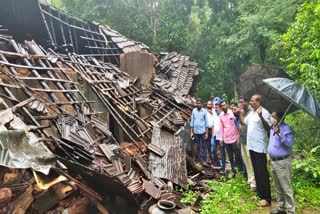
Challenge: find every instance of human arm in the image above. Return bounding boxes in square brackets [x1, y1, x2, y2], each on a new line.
[256, 107, 271, 132]
[190, 111, 194, 139]
[219, 116, 224, 146]
[205, 112, 209, 139]
[239, 109, 245, 125]
[275, 125, 294, 148]
[205, 127, 208, 139]
[190, 127, 194, 139]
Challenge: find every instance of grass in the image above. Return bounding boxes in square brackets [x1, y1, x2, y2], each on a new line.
[181, 173, 320, 214]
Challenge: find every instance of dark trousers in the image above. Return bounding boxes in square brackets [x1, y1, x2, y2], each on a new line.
[249, 150, 271, 203]
[206, 129, 213, 160]
[225, 142, 242, 173]
[211, 137, 226, 169]
[194, 133, 207, 162]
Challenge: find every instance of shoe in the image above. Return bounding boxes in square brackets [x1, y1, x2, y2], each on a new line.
[256, 199, 270, 207]
[219, 169, 226, 175]
[250, 187, 256, 192]
[270, 209, 286, 214]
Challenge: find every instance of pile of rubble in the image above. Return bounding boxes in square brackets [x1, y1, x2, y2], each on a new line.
[154, 52, 201, 104]
[0, 0, 213, 213]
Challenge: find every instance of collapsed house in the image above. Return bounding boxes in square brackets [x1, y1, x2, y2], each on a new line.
[0, 0, 204, 213]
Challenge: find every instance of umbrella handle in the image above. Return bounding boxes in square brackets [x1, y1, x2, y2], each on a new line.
[279, 102, 293, 124]
[273, 103, 293, 136]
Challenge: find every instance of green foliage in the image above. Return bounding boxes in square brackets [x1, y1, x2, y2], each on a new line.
[292, 148, 320, 211]
[201, 176, 258, 214]
[292, 146, 320, 186]
[285, 111, 320, 152]
[180, 189, 199, 205]
[277, 0, 320, 98]
[293, 179, 320, 211]
[180, 176, 259, 213]
[194, 0, 300, 101]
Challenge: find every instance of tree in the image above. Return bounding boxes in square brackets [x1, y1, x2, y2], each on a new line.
[194, 0, 300, 101]
[277, 0, 320, 98]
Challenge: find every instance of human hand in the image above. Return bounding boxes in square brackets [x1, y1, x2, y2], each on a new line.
[190, 133, 194, 139]
[274, 125, 280, 135]
[232, 107, 240, 113]
[237, 141, 241, 149]
[205, 133, 208, 140]
[267, 156, 271, 165]
[256, 107, 263, 117]
[220, 141, 224, 146]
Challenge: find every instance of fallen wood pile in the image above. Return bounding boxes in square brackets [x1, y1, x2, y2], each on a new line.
[153, 52, 201, 104]
[0, 36, 190, 212]
[0, 0, 210, 213]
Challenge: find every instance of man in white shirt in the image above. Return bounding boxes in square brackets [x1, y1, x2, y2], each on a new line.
[211, 103, 226, 169]
[240, 94, 272, 207]
[206, 101, 215, 163]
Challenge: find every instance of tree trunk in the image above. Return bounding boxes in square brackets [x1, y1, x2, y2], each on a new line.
[230, 62, 241, 100]
[259, 43, 267, 65]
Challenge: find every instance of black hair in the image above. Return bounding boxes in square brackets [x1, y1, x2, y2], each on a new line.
[196, 98, 202, 103]
[276, 112, 285, 120]
[219, 100, 227, 107]
[239, 96, 249, 102]
[230, 101, 238, 106]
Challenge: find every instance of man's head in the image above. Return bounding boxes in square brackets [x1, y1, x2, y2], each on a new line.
[214, 103, 220, 114]
[239, 96, 249, 110]
[196, 98, 203, 110]
[230, 101, 238, 114]
[271, 112, 285, 126]
[250, 94, 262, 110]
[207, 101, 213, 111]
[219, 100, 228, 113]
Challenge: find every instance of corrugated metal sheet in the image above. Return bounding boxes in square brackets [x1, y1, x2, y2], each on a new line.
[149, 125, 188, 189]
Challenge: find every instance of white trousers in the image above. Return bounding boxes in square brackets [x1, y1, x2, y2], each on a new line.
[241, 143, 256, 188]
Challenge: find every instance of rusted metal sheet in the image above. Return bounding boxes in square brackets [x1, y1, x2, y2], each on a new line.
[149, 126, 188, 189]
[142, 178, 161, 199]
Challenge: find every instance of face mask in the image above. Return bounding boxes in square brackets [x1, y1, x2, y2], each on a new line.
[215, 110, 220, 115]
[271, 117, 278, 126]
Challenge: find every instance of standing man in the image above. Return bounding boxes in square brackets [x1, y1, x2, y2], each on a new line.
[206, 101, 215, 164]
[269, 112, 295, 214]
[211, 103, 225, 167]
[238, 96, 256, 192]
[240, 94, 271, 207]
[219, 100, 241, 177]
[190, 99, 209, 163]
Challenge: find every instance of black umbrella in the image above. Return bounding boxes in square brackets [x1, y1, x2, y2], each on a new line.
[263, 78, 320, 120]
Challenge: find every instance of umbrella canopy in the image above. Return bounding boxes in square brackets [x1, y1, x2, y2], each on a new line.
[240, 64, 296, 113]
[263, 78, 320, 120]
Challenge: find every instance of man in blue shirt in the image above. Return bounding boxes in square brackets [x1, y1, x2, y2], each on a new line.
[190, 98, 209, 163]
[268, 112, 295, 214]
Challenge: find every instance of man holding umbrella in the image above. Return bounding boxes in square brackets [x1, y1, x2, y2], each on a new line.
[269, 112, 295, 214]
